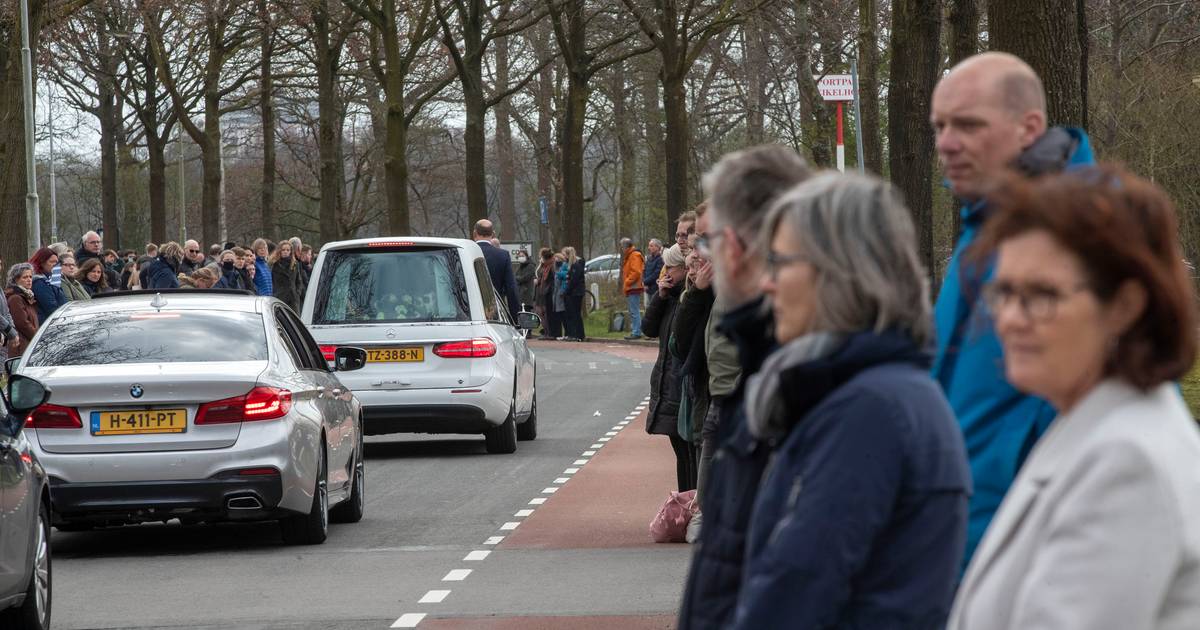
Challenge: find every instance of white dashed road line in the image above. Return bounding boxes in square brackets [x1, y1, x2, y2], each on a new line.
[390, 396, 649, 628]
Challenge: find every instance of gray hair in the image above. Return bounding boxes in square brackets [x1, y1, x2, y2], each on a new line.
[619, 237, 633, 249]
[7, 263, 33, 287]
[648, 238, 662, 249]
[762, 172, 933, 345]
[49, 242, 70, 256]
[702, 145, 813, 239]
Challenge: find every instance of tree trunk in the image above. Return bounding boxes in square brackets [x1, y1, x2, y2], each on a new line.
[946, 0, 977, 242]
[613, 61, 637, 243]
[494, 34, 516, 240]
[888, 0, 942, 274]
[661, 72, 689, 232]
[743, 4, 766, 144]
[795, 0, 833, 168]
[989, 0, 1084, 127]
[561, 68, 587, 249]
[315, 0, 341, 244]
[533, 22, 556, 250]
[260, 0, 276, 238]
[858, 0, 883, 174]
[0, 1, 48, 263]
[147, 136, 167, 244]
[201, 86, 222, 246]
[640, 58, 665, 237]
[97, 21, 121, 248]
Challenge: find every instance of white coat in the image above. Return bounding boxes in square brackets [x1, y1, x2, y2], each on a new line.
[949, 379, 1200, 630]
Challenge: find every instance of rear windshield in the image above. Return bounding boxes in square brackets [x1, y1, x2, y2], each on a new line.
[25, 311, 269, 366]
[312, 248, 470, 324]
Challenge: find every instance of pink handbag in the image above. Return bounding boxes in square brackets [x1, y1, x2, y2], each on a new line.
[650, 490, 697, 543]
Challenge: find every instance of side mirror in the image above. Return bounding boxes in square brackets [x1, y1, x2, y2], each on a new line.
[8, 374, 50, 414]
[4, 356, 20, 376]
[516, 311, 541, 331]
[334, 347, 367, 372]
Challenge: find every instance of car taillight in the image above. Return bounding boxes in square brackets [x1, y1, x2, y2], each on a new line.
[195, 387, 293, 425]
[25, 404, 82, 429]
[433, 338, 497, 358]
[319, 345, 338, 361]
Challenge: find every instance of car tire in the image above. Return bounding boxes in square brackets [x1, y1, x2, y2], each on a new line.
[517, 390, 537, 442]
[0, 500, 52, 630]
[485, 407, 518, 454]
[280, 445, 328, 545]
[330, 431, 365, 524]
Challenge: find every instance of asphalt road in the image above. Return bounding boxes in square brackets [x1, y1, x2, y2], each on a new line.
[50, 341, 686, 629]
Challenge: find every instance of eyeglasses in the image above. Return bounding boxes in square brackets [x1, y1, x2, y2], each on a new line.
[765, 251, 808, 279]
[85, 240, 101, 245]
[694, 232, 721, 257]
[982, 281, 1090, 322]
[188, 249, 201, 254]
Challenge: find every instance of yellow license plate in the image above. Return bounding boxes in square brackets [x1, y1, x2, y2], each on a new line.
[366, 347, 425, 363]
[92, 409, 188, 436]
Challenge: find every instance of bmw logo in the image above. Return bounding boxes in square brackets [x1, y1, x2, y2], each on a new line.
[130, 384, 144, 399]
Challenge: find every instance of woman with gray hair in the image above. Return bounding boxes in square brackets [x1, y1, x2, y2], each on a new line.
[729, 173, 970, 628]
[5, 263, 39, 358]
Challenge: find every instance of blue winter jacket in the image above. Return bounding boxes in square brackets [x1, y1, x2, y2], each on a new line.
[31, 275, 68, 323]
[642, 253, 663, 293]
[143, 256, 180, 290]
[678, 296, 776, 630]
[254, 256, 273, 297]
[732, 331, 970, 629]
[933, 127, 1095, 570]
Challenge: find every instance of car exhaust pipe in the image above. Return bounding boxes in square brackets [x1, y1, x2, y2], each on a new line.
[226, 496, 263, 510]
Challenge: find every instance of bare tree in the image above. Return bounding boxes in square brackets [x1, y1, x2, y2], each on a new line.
[990, 0, 1086, 127]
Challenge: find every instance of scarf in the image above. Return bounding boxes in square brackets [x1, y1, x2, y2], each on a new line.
[744, 331, 844, 441]
[8, 284, 35, 304]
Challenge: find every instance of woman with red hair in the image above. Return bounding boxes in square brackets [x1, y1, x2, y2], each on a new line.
[28, 247, 67, 323]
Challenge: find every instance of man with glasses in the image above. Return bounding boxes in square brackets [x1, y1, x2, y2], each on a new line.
[679, 145, 812, 630]
[930, 52, 1096, 570]
[179, 239, 209, 275]
[675, 210, 697, 255]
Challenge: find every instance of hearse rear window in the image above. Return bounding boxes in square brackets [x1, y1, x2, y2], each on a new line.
[313, 247, 470, 324]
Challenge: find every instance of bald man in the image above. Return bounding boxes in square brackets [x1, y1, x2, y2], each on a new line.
[930, 52, 1096, 569]
[472, 219, 521, 322]
[179, 239, 208, 274]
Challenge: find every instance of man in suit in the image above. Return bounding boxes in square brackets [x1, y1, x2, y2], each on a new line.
[473, 219, 521, 322]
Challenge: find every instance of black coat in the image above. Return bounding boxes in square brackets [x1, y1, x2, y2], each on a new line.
[477, 241, 521, 322]
[671, 285, 714, 439]
[271, 259, 302, 312]
[565, 259, 585, 298]
[643, 283, 684, 435]
[143, 256, 181, 290]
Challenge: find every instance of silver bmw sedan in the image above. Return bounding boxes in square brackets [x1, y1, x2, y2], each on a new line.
[10, 290, 367, 545]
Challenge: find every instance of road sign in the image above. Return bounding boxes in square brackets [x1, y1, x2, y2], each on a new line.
[500, 242, 534, 261]
[816, 74, 855, 102]
[538, 196, 549, 225]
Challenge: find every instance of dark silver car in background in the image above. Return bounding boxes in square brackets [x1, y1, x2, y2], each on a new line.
[14, 290, 368, 545]
[0, 374, 54, 630]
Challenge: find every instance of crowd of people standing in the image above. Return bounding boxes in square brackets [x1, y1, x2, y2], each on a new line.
[626, 51, 1200, 630]
[0, 232, 316, 363]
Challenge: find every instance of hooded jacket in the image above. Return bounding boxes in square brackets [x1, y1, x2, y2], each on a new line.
[731, 330, 970, 629]
[143, 255, 181, 290]
[932, 127, 1096, 570]
[30, 274, 67, 323]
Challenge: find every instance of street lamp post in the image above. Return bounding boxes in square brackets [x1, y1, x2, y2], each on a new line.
[48, 83, 57, 244]
[19, 0, 41, 252]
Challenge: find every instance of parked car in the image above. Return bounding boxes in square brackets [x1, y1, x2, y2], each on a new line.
[0, 373, 53, 630]
[300, 237, 539, 454]
[14, 290, 367, 545]
[584, 253, 621, 309]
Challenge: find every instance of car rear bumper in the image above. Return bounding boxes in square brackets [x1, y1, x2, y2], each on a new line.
[353, 387, 510, 435]
[49, 473, 289, 525]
